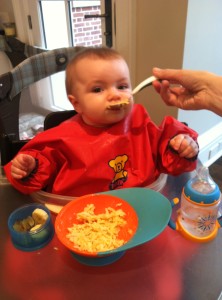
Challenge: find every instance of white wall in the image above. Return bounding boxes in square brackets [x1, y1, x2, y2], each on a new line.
[133, 0, 188, 125]
[179, 0, 222, 166]
[179, 0, 222, 135]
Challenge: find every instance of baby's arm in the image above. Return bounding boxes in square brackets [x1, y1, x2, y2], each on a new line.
[169, 134, 198, 159]
[11, 154, 36, 179]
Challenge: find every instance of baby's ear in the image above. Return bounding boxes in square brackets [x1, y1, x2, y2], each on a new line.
[67, 94, 81, 113]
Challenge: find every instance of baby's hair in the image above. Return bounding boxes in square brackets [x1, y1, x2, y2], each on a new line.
[65, 46, 125, 94]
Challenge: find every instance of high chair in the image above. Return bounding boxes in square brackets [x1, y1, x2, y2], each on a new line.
[0, 40, 82, 167]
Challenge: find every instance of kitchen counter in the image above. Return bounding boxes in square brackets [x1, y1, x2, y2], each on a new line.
[1, 171, 222, 300]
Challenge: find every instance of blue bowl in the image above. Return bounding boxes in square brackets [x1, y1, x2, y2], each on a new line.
[8, 203, 54, 251]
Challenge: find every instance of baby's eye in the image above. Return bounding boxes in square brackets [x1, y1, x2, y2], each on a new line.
[118, 84, 129, 90]
[92, 87, 103, 93]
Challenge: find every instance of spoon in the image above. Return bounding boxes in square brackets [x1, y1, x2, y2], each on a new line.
[132, 75, 158, 95]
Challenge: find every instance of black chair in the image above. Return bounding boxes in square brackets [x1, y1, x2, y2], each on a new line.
[44, 110, 77, 130]
[0, 134, 28, 166]
[0, 110, 77, 166]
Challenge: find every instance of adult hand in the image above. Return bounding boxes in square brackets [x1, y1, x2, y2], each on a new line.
[152, 68, 222, 116]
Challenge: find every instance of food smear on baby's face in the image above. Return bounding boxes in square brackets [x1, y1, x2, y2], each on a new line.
[107, 99, 130, 110]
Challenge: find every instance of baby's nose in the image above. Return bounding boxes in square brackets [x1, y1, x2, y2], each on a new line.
[107, 88, 121, 100]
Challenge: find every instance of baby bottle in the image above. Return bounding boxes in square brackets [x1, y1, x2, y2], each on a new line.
[177, 166, 221, 242]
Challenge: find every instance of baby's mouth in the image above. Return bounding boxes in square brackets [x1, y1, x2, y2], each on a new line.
[107, 99, 130, 110]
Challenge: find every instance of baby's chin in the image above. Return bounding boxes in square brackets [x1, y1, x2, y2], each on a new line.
[80, 116, 114, 128]
[106, 110, 132, 125]
[84, 116, 126, 128]
[81, 105, 132, 127]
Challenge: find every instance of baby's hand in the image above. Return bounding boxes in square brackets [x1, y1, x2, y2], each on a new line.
[169, 134, 198, 159]
[11, 154, 36, 179]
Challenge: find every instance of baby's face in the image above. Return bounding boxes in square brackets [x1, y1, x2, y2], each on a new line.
[68, 57, 133, 127]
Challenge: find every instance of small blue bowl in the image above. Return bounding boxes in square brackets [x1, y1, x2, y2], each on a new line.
[8, 204, 54, 251]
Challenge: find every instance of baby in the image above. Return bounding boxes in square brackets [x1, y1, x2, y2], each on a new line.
[4, 47, 199, 196]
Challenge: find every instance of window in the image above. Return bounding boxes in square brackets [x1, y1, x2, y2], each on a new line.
[39, 1, 102, 49]
[37, 0, 103, 111]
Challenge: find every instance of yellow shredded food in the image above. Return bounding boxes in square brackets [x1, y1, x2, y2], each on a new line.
[66, 203, 127, 252]
[107, 99, 130, 109]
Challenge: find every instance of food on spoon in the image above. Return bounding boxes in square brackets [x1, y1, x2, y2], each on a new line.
[107, 99, 130, 109]
[13, 208, 49, 232]
[66, 203, 129, 252]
